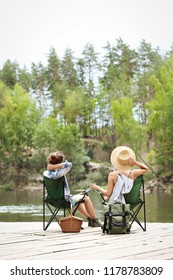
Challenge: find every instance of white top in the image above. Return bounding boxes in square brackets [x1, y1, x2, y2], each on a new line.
[108, 174, 134, 204]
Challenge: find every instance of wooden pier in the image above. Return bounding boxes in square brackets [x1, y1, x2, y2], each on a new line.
[0, 222, 173, 260]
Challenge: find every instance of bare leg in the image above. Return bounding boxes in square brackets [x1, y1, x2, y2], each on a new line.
[77, 197, 97, 219]
[77, 203, 90, 218]
[83, 196, 97, 219]
[77, 197, 102, 227]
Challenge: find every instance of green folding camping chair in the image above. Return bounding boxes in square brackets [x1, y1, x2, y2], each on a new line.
[124, 175, 146, 231]
[43, 176, 87, 230]
[100, 175, 146, 232]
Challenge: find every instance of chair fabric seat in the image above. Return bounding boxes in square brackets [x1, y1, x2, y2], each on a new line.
[124, 175, 143, 205]
[45, 198, 70, 208]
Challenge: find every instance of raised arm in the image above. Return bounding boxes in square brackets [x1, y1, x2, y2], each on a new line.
[129, 158, 149, 179]
[47, 162, 64, 171]
[47, 161, 72, 171]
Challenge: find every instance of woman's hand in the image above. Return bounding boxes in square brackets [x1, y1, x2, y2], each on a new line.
[90, 183, 98, 191]
[128, 157, 136, 166]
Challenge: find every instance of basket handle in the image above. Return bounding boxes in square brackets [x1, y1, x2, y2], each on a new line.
[70, 204, 73, 217]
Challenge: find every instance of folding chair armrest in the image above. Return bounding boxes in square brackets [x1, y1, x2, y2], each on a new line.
[81, 188, 91, 195]
[94, 190, 107, 205]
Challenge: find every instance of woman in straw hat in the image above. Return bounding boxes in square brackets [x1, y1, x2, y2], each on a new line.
[44, 150, 102, 227]
[90, 146, 149, 204]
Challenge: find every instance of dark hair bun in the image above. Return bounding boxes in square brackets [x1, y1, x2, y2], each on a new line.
[49, 152, 64, 164]
[50, 154, 59, 164]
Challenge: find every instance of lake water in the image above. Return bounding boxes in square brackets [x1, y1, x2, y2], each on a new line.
[0, 189, 173, 223]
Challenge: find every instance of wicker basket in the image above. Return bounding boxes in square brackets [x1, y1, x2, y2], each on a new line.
[59, 209, 83, 233]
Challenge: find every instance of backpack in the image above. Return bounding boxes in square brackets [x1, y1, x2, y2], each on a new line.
[103, 203, 131, 234]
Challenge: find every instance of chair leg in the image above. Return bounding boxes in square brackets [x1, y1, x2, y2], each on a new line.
[43, 185, 46, 230]
[143, 201, 147, 231]
[102, 215, 107, 233]
[43, 202, 71, 230]
[129, 203, 146, 231]
[43, 201, 46, 230]
[43, 203, 60, 230]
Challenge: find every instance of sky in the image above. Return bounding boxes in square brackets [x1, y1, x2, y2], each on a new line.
[0, 0, 173, 68]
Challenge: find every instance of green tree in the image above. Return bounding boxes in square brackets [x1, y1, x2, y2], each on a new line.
[101, 38, 137, 98]
[45, 47, 67, 121]
[0, 60, 31, 92]
[95, 87, 113, 135]
[76, 58, 85, 86]
[32, 120, 86, 182]
[134, 40, 163, 124]
[50, 82, 68, 122]
[32, 117, 60, 150]
[57, 124, 86, 183]
[61, 48, 79, 89]
[18, 66, 31, 92]
[112, 97, 146, 152]
[82, 43, 99, 96]
[112, 38, 137, 81]
[31, 62, 46, 115]
[146, 56, 173, 173]
[46, 47, 62, 88]
[79, 43, 99, 134]
[0, 82, 40, 168]
[98, 39, 137, 136]
[0, 60, 18, 88]
[64, 89, 84, 124]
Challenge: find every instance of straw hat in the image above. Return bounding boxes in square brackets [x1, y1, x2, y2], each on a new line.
[110, 146, 136, 171]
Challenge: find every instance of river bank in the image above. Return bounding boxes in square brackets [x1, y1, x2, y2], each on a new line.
[0, 162, 173, 193]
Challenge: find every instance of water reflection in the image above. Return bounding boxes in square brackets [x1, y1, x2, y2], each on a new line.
[0, 190, 42, 222]
[0, 189, 173, 222]
[145, 192, 173, 223]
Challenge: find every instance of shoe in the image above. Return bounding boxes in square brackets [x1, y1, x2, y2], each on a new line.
[90, 218, 102, 227]
[88, 217, 92, 226]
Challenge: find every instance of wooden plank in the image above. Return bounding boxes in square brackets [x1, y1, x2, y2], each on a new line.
[0, 222, 173, 260]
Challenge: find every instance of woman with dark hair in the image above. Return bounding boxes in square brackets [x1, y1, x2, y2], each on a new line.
[44, 151, 72, 181]
[43, 151, 101, 227]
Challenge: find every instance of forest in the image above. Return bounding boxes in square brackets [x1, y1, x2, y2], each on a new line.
[0, 38, 173, 190]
